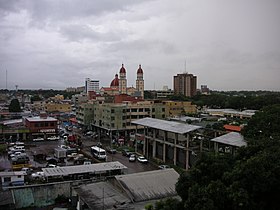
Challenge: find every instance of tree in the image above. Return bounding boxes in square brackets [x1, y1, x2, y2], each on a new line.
[9, 99, 21, 112]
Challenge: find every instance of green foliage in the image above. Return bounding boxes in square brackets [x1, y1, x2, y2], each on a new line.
[242, 104, 280, 140]
[0, 144, 7, 154]
[8, 98, 21, 112]
[145, 203, 154, 210]
[154, 198, 181, 210]
[175, 138, 280, 210]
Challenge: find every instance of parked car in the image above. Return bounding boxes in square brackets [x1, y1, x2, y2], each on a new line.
[33, 137, 44, 141]
[21, 167, 33, 175]
[11, 156, 29, 164]
[129, 154, 136, 162]
[137, 156, 148, 163]
[31, 171, 45, 180]
[46, 164, 59, 168]
[158, 165, 170, 170]
[47, 136, 59, 141]
[106, 147, 116, 154]
[122, 149, 132, 157]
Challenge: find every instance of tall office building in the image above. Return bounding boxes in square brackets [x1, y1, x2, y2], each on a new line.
[173, 73, 197, 97]
[85, 78, 99, 94]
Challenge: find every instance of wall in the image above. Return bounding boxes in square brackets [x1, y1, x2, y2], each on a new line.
[10, 181, 73, 208]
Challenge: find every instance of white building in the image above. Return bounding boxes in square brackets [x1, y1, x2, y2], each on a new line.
[0, 171, 26, 188]
[85, 78, 99, 94]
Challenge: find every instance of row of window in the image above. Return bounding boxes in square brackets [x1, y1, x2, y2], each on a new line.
[33, 122, 55, 127]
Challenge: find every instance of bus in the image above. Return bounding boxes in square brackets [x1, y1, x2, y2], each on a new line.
[91, 146, 107, 160]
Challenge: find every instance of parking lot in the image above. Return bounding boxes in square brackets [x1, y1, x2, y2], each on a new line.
[0, 134, 158, 175]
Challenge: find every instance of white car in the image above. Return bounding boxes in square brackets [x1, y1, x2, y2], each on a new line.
[158, 165, 171, 170]
[129, 154, 136, 162]
[46, 164, 59, 168]
[31, 171, 45, 179]
[47, 136, 59, 141]
[137, 156, 148, 163]
[33, 137, 44, 141]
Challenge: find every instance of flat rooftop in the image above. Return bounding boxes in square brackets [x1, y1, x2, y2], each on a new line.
[25, 116, 58, 122]
[210, 132, 247, 147]
[132, 117, 201, 134]
[42, 161, 127, 177]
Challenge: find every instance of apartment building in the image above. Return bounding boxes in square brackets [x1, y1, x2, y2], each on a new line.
[173, 73, 197, 97]
[45, 103, 71, 113]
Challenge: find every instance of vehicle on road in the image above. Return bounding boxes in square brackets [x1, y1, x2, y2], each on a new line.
[91, 146, 107, 160]
[106, 146, 116, 154]
[11, 156, 29, 164]
[137, 156, 148, 164]
[21, 167, 33, 175]
[46, 164, 60, 168]
[47, 136, 59, 141]
[122, 149, 132, 157]
[31, 171, 45, 180]
[129, 154, 136, 162]
[33, 137, 44, 141]
[158, 165, 170, 170]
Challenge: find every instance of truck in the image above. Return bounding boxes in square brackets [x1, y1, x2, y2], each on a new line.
[54, 147, 67, 159]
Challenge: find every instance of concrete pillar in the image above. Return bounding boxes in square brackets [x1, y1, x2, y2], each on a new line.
[163, 131, 167, 163]
[173, 133, 178, 166]
[135, 126, 138, 153]
[143, 127, 146, 156]
[186, 133, 190, 170]
[152, 129, 156, 158]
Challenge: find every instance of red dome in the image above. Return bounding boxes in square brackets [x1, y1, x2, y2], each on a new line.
[120, 64, 126, 74]
[137, 64, 143, 74]
[110, 74, 119, 87]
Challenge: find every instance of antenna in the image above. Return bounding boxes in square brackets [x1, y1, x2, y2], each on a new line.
[6, 69, 8, 90]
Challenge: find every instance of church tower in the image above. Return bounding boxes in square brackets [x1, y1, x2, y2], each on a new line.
[119, 64, 127, 94]
[136, 64, 144, 98]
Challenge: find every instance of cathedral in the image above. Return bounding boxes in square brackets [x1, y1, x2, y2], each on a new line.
[100, 64, 144, 98]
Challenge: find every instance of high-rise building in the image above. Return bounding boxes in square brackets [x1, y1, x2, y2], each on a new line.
[173, 73, 197, 97]
[85, 78, 99, 94]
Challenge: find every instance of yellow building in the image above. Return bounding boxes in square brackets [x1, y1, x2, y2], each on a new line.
[45, 103, 71, 113]
[163, 101, 197, 117]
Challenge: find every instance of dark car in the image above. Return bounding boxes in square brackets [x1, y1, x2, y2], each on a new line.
[106, 147, 116, 154]
[122, 149, 132, 157]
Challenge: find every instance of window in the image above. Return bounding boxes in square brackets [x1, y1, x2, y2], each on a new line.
[111, 116, 115, 121]
[4, 177, 11, 182]
[152, 108, 155, 112]
[111, 109, 115, 113]
[139, 108, 143, 112]
[162, 108, 165, 112]
[18, 175, 22, 178]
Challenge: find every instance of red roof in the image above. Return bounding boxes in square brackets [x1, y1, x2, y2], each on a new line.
[224, 124, 242, 132]
[110, 74, 119, 87]
[137, 64, 143, 74]
[120, 64, 126, 74]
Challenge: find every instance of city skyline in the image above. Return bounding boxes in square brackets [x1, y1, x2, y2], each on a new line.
[0, 0, 280, 91]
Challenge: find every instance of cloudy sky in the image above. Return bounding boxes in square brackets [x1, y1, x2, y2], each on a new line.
[0, 0, 279, 91]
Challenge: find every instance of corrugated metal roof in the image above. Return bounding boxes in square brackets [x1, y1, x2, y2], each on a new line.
[132, 118, 201, 134]
[210, 132, 247, 147]
[0, 171, 26, 177]
[115, 169, 179, 202]
[42, 161, 127, 177]
[75, 182, 131, 210]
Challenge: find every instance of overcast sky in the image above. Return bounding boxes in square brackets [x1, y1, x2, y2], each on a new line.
[0, 0, 279, 91]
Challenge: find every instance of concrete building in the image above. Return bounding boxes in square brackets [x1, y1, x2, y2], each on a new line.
[85, 78, 99, 94]
[173, 73, 197, 97]
[45, 103, 71, 113]
[25, 115, 58, 140]
[91, 101, 166, 138]
[164, 101, 197, 116]
[204, 108, 256, 119]
[0, 171, 26, 187]
[132, 118, 202, 170]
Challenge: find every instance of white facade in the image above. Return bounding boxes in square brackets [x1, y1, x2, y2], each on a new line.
[85, 78, 99, 94]
[0, 171, 26, 187]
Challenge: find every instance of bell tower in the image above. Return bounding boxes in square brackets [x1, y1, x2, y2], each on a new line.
[136, 64, 144, 98]
[119, 64, 127, 94]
